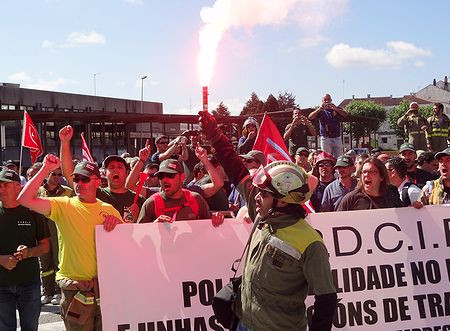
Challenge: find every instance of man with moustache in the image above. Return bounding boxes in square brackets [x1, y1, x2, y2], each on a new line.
[18, 155, 123, 331]
[137, 159, 223, 225]
[337, 157, 403, 211]
[198, 110, 335, 331]
[321, 155, 357, 212]
[420, 148, 450, 205]
[59, 125, 146, 222]
[398, 143, 435, 189]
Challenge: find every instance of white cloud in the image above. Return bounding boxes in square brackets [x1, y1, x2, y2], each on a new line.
[325, 41, 432, 69]
[42, 31, 105, 49]
[8, 72, 32, 82]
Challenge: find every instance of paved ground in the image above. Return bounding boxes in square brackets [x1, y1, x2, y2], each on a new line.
[16, 303, 64, 330]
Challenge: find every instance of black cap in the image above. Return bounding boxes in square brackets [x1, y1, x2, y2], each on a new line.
[435, 147, 450, 160]
[335, 155, 354, 167]
[0, 169, 20, 183]
[71, 161, 101, 178]
[399, 143, 416, 153]
[295, 147, 309, 155]
[102, 155, 130, 171]
[155, 159, 184, 175]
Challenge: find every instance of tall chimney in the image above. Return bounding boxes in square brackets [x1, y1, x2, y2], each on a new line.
[433, 78, 436, 86]
[367, 94, 370, 98]
[445, 76, 448, 91]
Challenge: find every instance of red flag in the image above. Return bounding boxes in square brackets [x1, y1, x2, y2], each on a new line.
[252, 113, 292, 163]
[81, 133, 94, 162]
[253, 113, 315, 213]
[22, 111, 43, 164]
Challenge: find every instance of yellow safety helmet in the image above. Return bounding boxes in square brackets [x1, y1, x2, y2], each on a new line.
[252, 161, 311, 204]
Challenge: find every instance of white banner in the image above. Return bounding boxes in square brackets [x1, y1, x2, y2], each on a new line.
[96, 205, 450, 331]
[96, 219, 252, 331]
[306, 205, 450, 330]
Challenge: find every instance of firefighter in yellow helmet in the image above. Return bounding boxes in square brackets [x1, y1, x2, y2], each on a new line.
[199, 111, 337, 331]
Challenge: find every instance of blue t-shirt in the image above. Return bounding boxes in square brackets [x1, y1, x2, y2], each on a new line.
[318, 108, 344, 138]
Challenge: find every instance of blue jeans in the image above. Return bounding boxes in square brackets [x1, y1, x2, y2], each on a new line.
[320, 136, 343, 158]
[0, 279, 41, 331]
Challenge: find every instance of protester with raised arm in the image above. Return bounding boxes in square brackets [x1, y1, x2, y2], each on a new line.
[18, 154, 122, 331]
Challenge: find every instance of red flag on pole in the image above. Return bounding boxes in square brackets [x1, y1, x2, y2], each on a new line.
[81, 133, 94, 162]
[252, 113, 291, 163]
[252, 113, 315, 213]
[22, 111, 43, 164]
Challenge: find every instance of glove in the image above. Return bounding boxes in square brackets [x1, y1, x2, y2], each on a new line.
[198, 111, 220, 140]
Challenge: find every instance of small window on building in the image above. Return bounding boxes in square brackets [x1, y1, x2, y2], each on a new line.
[381, 137, 388, 143]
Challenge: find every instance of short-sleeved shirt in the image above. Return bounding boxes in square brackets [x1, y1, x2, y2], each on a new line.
[137, 190, 211, 223]
[284, 123, 314, 156]
[318, 108, 344, 138]
[96, 187, 146, 217]
[47, 197, 122, 280]
[321, 178, 357, 212]
[0, 205, 50, 285]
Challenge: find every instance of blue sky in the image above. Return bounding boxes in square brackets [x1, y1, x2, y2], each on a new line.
[1, 0, 449, 115]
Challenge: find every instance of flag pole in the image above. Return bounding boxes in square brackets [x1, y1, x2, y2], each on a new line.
[19, 110, 26, 174]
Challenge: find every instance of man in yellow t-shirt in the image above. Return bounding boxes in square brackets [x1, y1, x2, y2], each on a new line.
[18, 154, 122, 331]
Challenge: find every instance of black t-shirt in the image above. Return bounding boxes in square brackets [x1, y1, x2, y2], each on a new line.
[0, 205, 50, 285]
[284, 123, 313, 156]
[96, 188, 146, 216]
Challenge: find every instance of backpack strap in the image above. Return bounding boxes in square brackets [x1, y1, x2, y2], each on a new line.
[401, 182, 412, 206]
[182, 189, 200, 218]
[153, 190, 200, 220]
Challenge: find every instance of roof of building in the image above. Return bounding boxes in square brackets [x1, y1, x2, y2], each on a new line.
[338, 95, 431, 109]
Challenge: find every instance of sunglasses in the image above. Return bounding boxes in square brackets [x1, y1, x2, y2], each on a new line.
[244, 159, 258, 164]
[51, 173, 63, 177]
[148, 173, 157, 178]
[156, 173, 177, 180]
[318, 162, 333, 167]
[73, 175, 92, 183]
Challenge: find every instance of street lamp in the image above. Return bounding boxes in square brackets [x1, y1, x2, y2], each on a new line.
[140, 75, 148, 147]
[94, 72, 100, 96]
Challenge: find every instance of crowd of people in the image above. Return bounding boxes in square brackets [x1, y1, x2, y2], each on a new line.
[0, 96, 449, 330]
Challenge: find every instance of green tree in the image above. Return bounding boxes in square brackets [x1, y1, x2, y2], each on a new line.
[387, 101, 433, 139]
[262, 94, 280, 113]
[277, 91, 298, 111]
[240, 92, 262, 115]
[343, 100, 386, 146]
[212, 101, 230, 119]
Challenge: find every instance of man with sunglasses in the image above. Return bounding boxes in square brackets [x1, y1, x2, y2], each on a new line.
[59, 125, 146, 222]
[199, 110, 336, 331]
[18, 154, 123, 331]
[37, 168, 73, 305]
[137, 159, 223, 225]
[310, 152, 336, 212]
